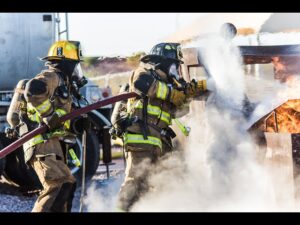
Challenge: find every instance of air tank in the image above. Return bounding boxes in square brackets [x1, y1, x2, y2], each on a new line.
[6, 79, 28, 128]
[0, 13, 55, 91]
[111, 83, 129, 125]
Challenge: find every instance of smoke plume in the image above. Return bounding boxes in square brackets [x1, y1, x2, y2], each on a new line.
[83, 174, 124, 212]
[131, 34, 293, 212]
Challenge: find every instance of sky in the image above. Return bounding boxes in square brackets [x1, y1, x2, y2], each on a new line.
[68, 13, 206, 57]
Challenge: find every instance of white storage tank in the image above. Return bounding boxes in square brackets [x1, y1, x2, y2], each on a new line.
[0, 13, 55, 90]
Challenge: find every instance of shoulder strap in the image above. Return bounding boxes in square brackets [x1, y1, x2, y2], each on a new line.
[148, 68, 162, 81]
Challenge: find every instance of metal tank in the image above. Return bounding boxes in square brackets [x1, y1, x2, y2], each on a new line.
[0, 13, 55, 90]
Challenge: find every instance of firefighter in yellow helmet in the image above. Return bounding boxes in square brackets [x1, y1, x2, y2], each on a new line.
[19, 40, 86, 212]
[115, 43, 207, 212]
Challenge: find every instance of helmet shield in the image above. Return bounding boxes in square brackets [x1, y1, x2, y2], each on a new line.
[41, 40, 83, 62]
[72, 63, 84, 80]
[168, 63, 180, 80]
[71, 63, 87, 88]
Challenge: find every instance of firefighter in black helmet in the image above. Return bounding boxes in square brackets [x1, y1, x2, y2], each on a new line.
[115, 42, 207, 212]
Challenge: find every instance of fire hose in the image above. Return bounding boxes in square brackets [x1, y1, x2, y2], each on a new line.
[0, 92, 138, 159]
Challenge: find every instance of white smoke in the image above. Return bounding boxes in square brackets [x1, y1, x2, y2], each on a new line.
[259, 32, 300, 46]
[131, 34, 295, 212]
[82, 32, 300, 212]
[83, 174, 124, 212]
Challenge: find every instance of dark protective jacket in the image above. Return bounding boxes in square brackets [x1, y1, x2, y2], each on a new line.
[124, 64, 198, 153]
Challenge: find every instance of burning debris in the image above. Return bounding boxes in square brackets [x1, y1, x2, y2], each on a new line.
[252, 99, 300, 133]
[247, 59, 300, 209]
[272, 56, 300, 82]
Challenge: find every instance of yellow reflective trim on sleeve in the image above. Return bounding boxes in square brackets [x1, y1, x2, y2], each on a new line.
[55, 108, 70, 130]
[27, 103, 36, 114]
[173, 118, 190, 137]
[55, 108, 67, 117]
[28, 112, 41, 123]
[35, 99, 52, 115]
[156, 81, 168, 100]
[161, 111, 171, 124]
[124, 133, 162, 149]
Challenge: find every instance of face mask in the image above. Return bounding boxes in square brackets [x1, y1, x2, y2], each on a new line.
[168, 63, 180, 80]
[72, 63, 87, 88]
[72, 63, 84, 80]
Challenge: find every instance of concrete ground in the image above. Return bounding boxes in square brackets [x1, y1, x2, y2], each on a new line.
[0, 158, 125, 212]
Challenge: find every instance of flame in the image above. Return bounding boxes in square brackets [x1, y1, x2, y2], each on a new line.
[261, 56, 300, 133]
[272, 56, 300, 83]
[265, 100, 300, 133]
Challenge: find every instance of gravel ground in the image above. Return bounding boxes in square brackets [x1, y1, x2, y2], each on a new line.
[0, 158, 125, 212]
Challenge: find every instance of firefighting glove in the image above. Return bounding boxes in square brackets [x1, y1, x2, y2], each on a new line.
[185, 79, 207, 98]
[169, 88, 186, 107]
[42, 112, 62, 131]
[185, 80, 197, 97]
[5, 127, 17, 139]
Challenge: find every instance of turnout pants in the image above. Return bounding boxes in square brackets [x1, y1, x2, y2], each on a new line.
[116, 145, 161, 212]
[29, 138, 76, 212]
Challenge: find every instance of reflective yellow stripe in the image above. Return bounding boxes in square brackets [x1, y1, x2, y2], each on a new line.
[35, 99, 52, 115]
[27, 104, 36, 114]
[135, 101, 171, 125]
[46, 130, 66, 139]
[161, 111, 171, 124]
[23, 134, 44, 150]
[173, 118, 190, 136]
[24, 128, 67, 149]
[55, 108, 66, 117]
[25, 107, 70, 149]
[124, 133, 162, 149]
[69, 148, 81, 167]
[156, 81, 168, 100]
[29, 112, 40, 123]
[55, 108, 70, 130]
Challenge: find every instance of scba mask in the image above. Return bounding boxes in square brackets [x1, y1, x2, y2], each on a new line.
[168, 63, 181, 81]
[72, 63, 87, 89]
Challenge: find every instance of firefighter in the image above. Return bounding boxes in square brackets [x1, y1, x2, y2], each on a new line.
[115, 43, 207, 212]
[20, 40, 85, 212]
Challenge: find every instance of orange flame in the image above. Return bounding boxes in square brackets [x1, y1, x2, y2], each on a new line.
[266, 100, 300, 133]
[272, 56, 300, 83]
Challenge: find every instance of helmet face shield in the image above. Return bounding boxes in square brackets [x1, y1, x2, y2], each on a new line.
[177, 45, 183, 60]
[168, 63, 180, 80]
[72, 63, 84, 80]
[72, 63, 87, 88]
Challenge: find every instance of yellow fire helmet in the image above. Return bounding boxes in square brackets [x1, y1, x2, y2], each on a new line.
[41, 40, 83, 62]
